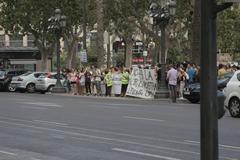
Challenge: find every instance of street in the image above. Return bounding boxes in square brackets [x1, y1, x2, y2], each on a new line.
[0, 92, 239, 160]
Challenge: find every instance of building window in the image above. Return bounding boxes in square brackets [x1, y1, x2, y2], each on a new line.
[10, 35, 23, 47]
[27, 35, 35, 47]
[0, 35, 5, 47]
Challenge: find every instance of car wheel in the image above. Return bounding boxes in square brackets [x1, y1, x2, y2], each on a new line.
[26, 83, 35, 93]
[8, 84, 16, 92]
[228, 97, 240, 118]
[47, 85, 54, 93]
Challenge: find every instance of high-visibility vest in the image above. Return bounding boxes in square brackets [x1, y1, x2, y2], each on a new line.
[121, 72, 129, 85]
[105, 73, 113, 87]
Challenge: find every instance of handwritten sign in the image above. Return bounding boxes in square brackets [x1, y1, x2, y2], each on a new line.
[126, 67, 157, 99]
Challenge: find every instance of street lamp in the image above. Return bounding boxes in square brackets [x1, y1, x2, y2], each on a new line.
[150, 1, 176, 98]
[48, 9, 67, 93]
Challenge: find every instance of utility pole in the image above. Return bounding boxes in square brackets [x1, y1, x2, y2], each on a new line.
[200, 0, 232, 159]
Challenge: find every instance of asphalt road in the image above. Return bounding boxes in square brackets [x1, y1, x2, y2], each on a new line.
[0, 92, 239, 160]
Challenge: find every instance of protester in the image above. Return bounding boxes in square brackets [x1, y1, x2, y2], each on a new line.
[121, 68, 130, 97]
[104, 69, 113, 97]
[112, 67, 122, 96]
[85, 70, 92, 96]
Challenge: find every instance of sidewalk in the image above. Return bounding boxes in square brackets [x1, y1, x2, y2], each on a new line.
[52, 92, 190, 103]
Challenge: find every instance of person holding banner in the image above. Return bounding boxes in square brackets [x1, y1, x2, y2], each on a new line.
[112, 67, 122, 96]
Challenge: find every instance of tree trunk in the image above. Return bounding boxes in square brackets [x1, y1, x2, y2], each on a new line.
[191, 0, 201, 65]
[41, 50, 49, 72]
[66, 46, 76, 69]
[96, 0, 105, 68]
[125, 37, 133, 68]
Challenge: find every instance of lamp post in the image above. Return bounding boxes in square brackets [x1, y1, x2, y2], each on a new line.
[150, 1, 176, 99]
[49, 9, 67, 93]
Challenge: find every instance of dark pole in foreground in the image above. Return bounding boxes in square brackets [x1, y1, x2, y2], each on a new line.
[201, 0, 218, 159]
[201, 1, 233, 159]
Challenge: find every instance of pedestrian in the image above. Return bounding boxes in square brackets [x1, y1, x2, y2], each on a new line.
[104, 69, 113, 97]
[178, 68, 187, 100]
[186, 63, 197, 84]
[121, 68, 130, 97]
[112, 67, 122, 97]
[85, 70, 92, 96]
[167, 64, 178, 103]
[79, 68, 85, 96]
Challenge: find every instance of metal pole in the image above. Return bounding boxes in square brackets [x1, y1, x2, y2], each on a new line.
[154, 22, 169, 99]
[56, 32, 61, 87]
[200, 0, 218, 159]
[52, 30, 66, 93]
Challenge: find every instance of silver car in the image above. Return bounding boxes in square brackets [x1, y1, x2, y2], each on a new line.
[10, 72, 47, 93]
[35, 72, 67, 94]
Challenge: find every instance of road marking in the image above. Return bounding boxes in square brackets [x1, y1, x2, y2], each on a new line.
[112, 148, 182, 160]
[0, 120, 199, 155]
[0, 150, 17, 156]
[31, 158, 41, 160]
[33, 120, 68, 126]
[20, 106, 49, 110]
[17, 102, 63, 108]
[124, 116, 165, 122]
[109, 103, 140, 106]
[184, 140, 240, 151]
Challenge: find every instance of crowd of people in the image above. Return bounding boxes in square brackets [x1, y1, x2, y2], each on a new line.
[62, 66, 130, 97]
[61, 62, 240, 101]
[166, 63, 240, 103]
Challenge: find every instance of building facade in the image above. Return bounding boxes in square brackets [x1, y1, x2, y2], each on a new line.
[0, 30, 42, 71]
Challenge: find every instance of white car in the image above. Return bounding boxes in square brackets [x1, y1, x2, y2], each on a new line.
[35, 72, 67, 94]
[10, 72, 47, 93]
[224, 70, 240, 118]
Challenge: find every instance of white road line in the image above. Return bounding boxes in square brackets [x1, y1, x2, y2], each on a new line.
[124, 116, 165, 122]
[16, 102, 63, 108]
[109, 104, 140, 106]
[0, 150, 17, 156]
[31, 158, 41, 160]
[184, 140, 240, 151]
[20, 106, 49, 110]
[112, 148, 182, 160]
[33, 120, 68, 126]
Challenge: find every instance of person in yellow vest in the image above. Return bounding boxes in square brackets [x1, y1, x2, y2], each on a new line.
[121, 68, 130, 97]
[104, 69, 113, 97]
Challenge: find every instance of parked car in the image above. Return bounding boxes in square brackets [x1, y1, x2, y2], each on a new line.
[183, 72, 234, 103]
[224, 70, 240, 118]
[35, 72, 67, 94]
[10, 72, 48, 93]
[0, 69, 28, 91]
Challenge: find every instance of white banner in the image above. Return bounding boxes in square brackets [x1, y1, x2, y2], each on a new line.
[126, 67, 157, 99]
